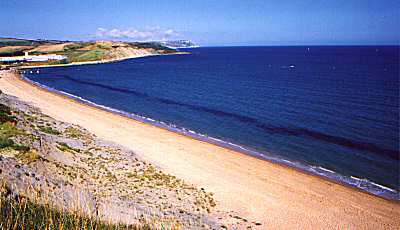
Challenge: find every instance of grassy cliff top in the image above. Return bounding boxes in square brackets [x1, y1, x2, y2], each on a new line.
[0, 38, 177, 66]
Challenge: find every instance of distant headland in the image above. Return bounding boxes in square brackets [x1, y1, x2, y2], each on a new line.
[0, 37, 196, 69]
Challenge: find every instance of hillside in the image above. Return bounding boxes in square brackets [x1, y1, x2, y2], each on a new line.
[0, 91, 226, 229]
[0, 38, 178, 67]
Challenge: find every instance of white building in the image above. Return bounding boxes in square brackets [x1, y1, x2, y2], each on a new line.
[25, 54, 66, 62]
[0, 52, 67, 63]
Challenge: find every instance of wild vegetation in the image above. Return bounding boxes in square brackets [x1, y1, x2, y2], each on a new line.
[0, 104, 30, 152]
[0, 38, 178, 67]
[0, 93, 248, 229]
[0, 38, 62, 48]
[0, 183, 165, 230]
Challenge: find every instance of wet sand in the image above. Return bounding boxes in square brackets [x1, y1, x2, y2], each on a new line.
[0, 70, 399, 229]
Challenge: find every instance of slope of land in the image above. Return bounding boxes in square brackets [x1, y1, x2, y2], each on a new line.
[0, 89, 252, 229]
[0, 183, 156, 230]
[0, 38, 179, 67]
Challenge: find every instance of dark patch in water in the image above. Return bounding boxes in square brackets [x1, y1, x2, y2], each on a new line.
[57, 74, 399, 160]
[257, 125, 399, 160]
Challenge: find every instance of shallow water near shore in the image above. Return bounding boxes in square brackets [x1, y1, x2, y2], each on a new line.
[24, 46, 399, 200]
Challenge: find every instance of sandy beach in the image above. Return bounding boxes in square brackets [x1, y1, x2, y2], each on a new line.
[0, 70, 399, 229]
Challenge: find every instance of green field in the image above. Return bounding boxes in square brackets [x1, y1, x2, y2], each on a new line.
[0, 38, 177, 66]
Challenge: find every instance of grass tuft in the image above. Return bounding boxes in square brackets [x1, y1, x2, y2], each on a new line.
[15, 149, 40, 164]
[38, 125, 61, 135]
[0, 121, 30, 152]
[0, 183, 155, 230]
[56, 142, 80, 153]
[0, 103, 16, 124]
[64, 127, 84, 138]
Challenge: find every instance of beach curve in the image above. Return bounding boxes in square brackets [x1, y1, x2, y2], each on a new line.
[0, 70, 399, 229]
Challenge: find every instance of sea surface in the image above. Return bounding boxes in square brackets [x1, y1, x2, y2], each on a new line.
[24, 46, 399, 199]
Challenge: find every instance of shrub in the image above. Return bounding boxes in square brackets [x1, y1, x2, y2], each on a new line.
[63, 43, 85, 51]
[0, 122, 24, 138]
[57, 142, 80, 153]
[15, 150, 39, 164]
[0, 104, 16, 124]
[0, 137, 14, 148]
[38, 126, 60, 135]
[65, 127, 84, 138]
[12, 144, 30, 152]
[0, 104, 11, 114]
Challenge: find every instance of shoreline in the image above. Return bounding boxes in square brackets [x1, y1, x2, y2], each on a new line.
[0, 89, 221, 228]
[1, 70, 399, 229]
[14, 51, 189, 69]
[20, 73, 399, 201]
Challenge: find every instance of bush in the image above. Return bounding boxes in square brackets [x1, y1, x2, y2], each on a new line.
[0, 104, 11, 114]
[65, 127, 84, 138]
[12, 144, 30, 152]
[0, 104, 16, 124]
[0, 137, 14, 148]
[0, 122, 24, 137]
[15, 150, 38, 164]
[38, 126, 60, 135]
[57, 142, 80, 153]
[63, 43, 85, 51]
[0, 118, 30, 152]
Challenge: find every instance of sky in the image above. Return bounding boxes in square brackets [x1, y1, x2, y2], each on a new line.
[0, 0, 399, 46]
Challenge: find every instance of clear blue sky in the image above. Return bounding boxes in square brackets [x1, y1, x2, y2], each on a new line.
[0, 0, 399, 46]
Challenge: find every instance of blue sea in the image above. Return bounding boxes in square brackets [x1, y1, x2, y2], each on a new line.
[24, 46, 399, 200]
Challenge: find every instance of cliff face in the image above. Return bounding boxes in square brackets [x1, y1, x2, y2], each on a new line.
[0, 38, 178, 67]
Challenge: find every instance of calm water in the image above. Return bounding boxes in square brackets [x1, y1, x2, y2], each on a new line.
[25, 46, 399, 199]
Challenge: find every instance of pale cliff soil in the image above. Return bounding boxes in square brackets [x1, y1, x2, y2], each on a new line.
[28, 42, 76, 53]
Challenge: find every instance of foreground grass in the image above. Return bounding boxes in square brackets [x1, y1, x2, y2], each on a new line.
[0, 184, 153, 230]
[0, 104, 135, 229]
[0, 103, 30, 152]
[0, 102, 185, 229]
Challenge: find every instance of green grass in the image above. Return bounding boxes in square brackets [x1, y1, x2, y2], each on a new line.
[0, 39, 35, 47]
[38, 125, 61, 135]
[0, 49, 26, 57]
[129, 42, 176, 53]
[0, 103, 16, 124]
[0, 183, 155, 230]
[63, 43, 86, 51]
[0, 38, 62, 47]
[0, 125, 30, 152]
[71, 49, 106, 62]
[0, 122, 24, 137]
[0, 104, 31, 154]
[0, 137, 14, 149]
[15, 149, 40, 164]
[65, 127, 84, 138]
[57, 142, 80, 153]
